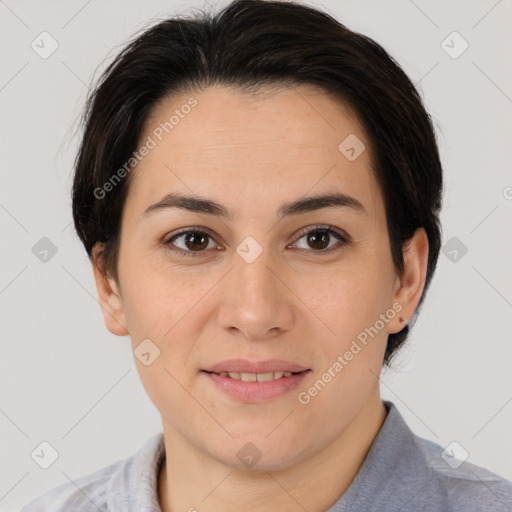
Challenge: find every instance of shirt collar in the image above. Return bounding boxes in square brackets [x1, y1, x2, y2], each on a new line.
[327, 400, 435, 511]
[107, 431, 166, 511]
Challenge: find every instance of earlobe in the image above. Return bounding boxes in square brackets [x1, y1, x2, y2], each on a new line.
[389, 228, 429, 334]
[92, 243, 129, 336]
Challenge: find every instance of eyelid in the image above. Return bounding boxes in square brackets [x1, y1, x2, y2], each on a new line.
[164, 225, 215, 242]
[292, 224, 348, 244]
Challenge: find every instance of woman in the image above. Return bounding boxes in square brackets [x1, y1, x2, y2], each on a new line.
[21, 0, 512, 510]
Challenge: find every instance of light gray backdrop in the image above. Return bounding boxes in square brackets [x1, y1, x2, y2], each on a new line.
[1, 0, 511, 510]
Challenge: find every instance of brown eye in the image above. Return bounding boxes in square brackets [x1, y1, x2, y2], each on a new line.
[306, 229, 331, 250]
[164, 229, 215, 256]
[181, 231, 210, 251]
[292, 226, 348, 253]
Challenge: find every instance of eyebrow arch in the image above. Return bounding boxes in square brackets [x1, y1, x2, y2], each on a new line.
[141, 191, 367, 221]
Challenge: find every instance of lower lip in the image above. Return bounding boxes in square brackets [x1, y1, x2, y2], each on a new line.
[202, 370, 311, 403]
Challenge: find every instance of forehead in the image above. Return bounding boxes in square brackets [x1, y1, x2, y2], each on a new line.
[123, 84, 384, 225]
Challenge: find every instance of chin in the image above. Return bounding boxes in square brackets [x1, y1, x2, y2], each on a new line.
[210, 435, 309, 473]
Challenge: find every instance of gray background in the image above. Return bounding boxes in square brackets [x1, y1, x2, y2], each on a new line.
[1, 0, 511, 510]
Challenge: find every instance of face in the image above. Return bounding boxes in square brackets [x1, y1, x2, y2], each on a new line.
[94, 84, 426, 471]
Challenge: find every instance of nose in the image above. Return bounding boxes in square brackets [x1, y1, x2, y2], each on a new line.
[216, 242, 294, 341]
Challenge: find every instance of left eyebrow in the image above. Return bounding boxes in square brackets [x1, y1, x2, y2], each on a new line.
[141, 191, 367, 221]
[279, 192, 367, 218]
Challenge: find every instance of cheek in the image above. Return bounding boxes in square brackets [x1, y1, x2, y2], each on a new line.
[119, 264, 219, 375]
[320, 261, 391, 323]
[118, 239, 190, 322]
[300, 254, 394, 364]
[123, 278, 191, 338]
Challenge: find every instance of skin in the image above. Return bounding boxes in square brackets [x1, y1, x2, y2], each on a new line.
[92, 84, 428, 512]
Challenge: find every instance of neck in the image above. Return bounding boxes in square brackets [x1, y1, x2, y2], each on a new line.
[158, 390, 387, 512]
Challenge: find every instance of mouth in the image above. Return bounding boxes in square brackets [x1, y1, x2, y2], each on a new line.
[201, 369, 312, 403]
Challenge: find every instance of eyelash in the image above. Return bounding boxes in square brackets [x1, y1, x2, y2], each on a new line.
[162, 225, 349, 258]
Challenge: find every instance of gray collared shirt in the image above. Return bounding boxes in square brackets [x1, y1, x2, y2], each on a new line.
[20, 401, 512, 511]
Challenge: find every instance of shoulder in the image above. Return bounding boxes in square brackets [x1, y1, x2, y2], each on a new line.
[412, 433, 512, 511]
[19, 460, 120, 511]
[364, 402, 512, 512]
[19, 432, 165, 512]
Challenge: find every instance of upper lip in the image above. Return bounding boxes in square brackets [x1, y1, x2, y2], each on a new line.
[202, 359, 310, 374]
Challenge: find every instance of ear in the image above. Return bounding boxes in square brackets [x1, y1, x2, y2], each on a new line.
[92, 243, 129, 336]
[388, 228, 429, 334]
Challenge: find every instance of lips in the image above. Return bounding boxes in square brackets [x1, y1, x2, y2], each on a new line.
[203, 368, 311, 402]
[202, 358, 310, 375]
